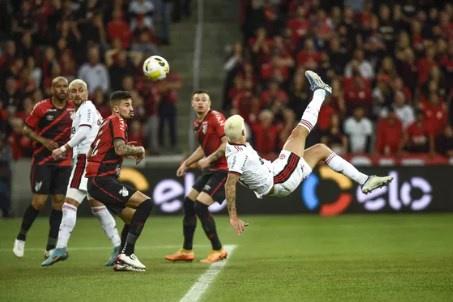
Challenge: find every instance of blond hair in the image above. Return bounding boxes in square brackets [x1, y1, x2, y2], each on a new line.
[224, 114, 245, 141]
[69, 79, 88, 91]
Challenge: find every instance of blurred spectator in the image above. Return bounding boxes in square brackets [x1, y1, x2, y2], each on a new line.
[107, 9, 132, 48]
[392, 91, 414, 129]
[345, 49, 374, 80]
[78, 45, 110, 94]
[0, 134, 12, 217]
[405, 111, 432, 153]
[157, 71, 182, 150]
[436, 125, 453, 157]
[344, 107, 372, 153]
[375, 109, 404, 155]
[320, 114, 347, 155]
[419, 92, 448, 137]
[129, 0, 155, 31]
[251, 110, 279, 160]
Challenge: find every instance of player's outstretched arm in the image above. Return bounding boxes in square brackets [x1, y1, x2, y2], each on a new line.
[198, 136, 227, 169]
[23, 125, 58, 151]
[177, 146, 205, 176]
[225, 172, 247, 235]
[52, 125, 91, 160]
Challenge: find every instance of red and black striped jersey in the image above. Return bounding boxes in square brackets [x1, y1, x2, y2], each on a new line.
[193, 110, 228, 171]
[25, 98, 74, 166]
[86, 114, 128, 177]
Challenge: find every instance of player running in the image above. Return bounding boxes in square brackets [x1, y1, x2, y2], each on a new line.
[86, 90, 152, 272]
[224, 71, 393, 234]
[41, 79, 121, 267]
[165, 91, 228, 264]
[13, 77, 73, 258]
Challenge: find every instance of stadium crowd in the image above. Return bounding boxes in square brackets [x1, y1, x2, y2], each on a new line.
[224, 0, 453, 160]
[0, 0, 191, 162]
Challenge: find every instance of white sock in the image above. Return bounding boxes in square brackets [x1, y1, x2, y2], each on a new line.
[299, 89, 326, 132]
[91, 206, 121, 247]
[56, 203, 77, 249]
[325, 152, 368, 185]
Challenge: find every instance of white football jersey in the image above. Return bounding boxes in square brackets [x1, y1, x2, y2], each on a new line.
[225, 142, 274, 198]
[71, 100, 102, 157]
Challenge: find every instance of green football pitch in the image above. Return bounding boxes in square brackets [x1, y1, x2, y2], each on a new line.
[1, 214, 452, 302]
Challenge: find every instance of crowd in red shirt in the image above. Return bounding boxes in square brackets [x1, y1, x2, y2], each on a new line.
[0, 0, 183, 160]
[225, 0, 452, 159]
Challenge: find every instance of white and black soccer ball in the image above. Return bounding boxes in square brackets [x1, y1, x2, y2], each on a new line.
[142, 55, 170, 81]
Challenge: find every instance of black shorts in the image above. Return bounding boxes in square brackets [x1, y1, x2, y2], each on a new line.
[87, 176, 137, 215]
[30, 164, 71, 195]
[192, 170, 228, 202]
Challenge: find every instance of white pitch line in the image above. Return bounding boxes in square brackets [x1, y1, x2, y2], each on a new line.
[0, 245, 209, 252]
[180, 244, 237, 302]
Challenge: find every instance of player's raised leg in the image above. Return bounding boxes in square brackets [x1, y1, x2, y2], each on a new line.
[281, 70, 332, 158]
[303, 144, 393, 193]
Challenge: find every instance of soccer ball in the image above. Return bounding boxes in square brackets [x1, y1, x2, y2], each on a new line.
[143, 55, 170, 81]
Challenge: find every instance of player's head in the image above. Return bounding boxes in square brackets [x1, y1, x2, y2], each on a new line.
[51, 76, 68, 102]
[191, 90, 211, 115]
[110, 90, 134, 119]
[224, 114, 246, 143]
[68, 79, 88, 107]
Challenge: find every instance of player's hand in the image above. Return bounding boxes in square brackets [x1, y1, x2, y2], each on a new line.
[197, 157, 210, 169]
[176, 163, 187, 177]
[43, 139, 59, 151]
[51, 147, 66, 160]
[135, 146, 145, 164]
[229, 216, 248, 235]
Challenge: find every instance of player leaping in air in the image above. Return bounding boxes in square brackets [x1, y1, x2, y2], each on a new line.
[224, 71, 393, 235]
[41, 79, 122, 267]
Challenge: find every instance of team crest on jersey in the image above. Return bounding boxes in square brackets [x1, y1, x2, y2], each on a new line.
[119, 186, 129, 197]
[71, 126, 76, 134]
[201, 121, 208, 134]
[34, 181, 43, 192]
[279, 153, 286, 160]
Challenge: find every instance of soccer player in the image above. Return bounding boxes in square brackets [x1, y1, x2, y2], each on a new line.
[224, 71, 393, 234]
[165, 91, 228, 264]
[41, 79, 121, 267]
[13, 76, 73, 258]
[86, 90, 152, 272]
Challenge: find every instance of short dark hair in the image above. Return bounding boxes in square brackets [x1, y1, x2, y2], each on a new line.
[110, 90, 131, 105]
[192, 89, 209, 96]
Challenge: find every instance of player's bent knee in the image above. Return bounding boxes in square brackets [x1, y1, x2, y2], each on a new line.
[119, 207, 135, 224]
[31, 194, 48, 209]
[187, 189, 199, 201]
[65, 198, 80, 208]
[196, 192, 214, 206]
[126, 191, 151, 208]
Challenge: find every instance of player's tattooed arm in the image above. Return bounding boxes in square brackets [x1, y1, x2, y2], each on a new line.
[23, 125, 58, 151]
[114, 138, 145, 157]
[226, 172, 247, 235]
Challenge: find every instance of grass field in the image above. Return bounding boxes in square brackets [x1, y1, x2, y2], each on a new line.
[1, 214, 452, 302]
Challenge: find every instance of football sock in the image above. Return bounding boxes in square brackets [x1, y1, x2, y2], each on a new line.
[91, 205, 121, 247]
[299, 89, 326, 132]
[120, 224, 130, 250]
[325, 152, 368, 185]
[182, 197, 197, 250]
[123, 199, 153, 256]
[194, 201, 222, 251]
[47, 209, 63, 251]
[56, 203, 77, 249]
[17, 205, 39, 241]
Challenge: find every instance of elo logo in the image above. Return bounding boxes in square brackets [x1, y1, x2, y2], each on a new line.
[300, 166, 353, 216]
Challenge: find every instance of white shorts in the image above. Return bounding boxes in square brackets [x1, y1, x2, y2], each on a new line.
[66, 154, 88, 203]
[268, 150, 312, 197]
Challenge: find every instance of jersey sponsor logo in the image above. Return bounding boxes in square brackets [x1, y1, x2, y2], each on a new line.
[202, 121, 208, 134]
[34, 181, 43, 192]
[118, 186, 129, 197]
[279, 153, 286, 160]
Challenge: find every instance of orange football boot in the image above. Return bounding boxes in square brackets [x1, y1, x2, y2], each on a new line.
[200, 249, 228, 264]
[165, 249, 195, 262]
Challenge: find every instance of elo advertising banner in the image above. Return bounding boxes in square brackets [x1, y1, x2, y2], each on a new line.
[119, 165, 453, 216]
